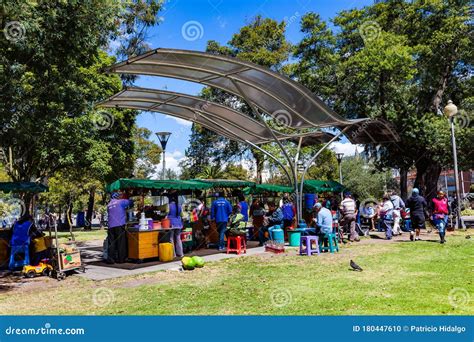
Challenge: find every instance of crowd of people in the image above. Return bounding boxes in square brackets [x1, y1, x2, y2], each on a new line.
[103, 187, 455, 264]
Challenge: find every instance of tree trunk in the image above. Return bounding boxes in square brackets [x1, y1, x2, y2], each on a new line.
[399, 167, 408, 200]
[414, 157, 442, 203]
[251, 148, 264, 184]
[84, 188, 95, 230]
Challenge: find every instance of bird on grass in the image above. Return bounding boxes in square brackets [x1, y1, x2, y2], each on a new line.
[466, 235, 471, 239]
[350, 260, 363, 272]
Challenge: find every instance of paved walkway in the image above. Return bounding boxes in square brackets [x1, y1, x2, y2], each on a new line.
[77, 241, 266, 281]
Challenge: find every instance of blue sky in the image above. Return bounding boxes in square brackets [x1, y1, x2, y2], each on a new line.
[132, 0, 374, 171]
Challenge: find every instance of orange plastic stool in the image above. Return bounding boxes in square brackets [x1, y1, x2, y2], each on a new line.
[226, 235, 247, 255]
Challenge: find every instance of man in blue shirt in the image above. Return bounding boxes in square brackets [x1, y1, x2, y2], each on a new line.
[238, 194, 249, 223]
[313, 203, 333, 235]
[107, 192, 133, 264]
[211, 192, 232, 251]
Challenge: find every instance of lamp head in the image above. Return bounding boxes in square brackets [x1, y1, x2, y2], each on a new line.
[443, 100, 458, 118]
[336, 152, 344, 163]
[155, 131, 172, 150]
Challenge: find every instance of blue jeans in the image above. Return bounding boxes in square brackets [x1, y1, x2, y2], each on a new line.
[217, 222, 227, 249]
[434, 216, 448, 233]
[382, 219, 393, 239]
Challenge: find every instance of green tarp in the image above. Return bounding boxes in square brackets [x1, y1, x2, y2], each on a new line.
[0, 182, 48, 193]
[243, 183, 293, 195]
[106, 179, 213, 192]
[106, 178, 344, 194]
[192, 179, 256, 188]
[303, 180, 345, 193]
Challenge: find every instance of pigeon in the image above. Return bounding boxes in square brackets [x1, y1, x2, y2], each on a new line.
[350, 259, 363, 272]
[466, 235, 471, 239]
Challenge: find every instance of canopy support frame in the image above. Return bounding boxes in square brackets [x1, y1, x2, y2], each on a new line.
[297, 127, 349, 221]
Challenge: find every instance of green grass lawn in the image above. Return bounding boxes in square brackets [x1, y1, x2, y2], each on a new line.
[55, 229, 106, 243]
[1, 231, 472, 315]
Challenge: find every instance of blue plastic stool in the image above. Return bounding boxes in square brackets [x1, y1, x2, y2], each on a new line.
[319, 233, 339, 253]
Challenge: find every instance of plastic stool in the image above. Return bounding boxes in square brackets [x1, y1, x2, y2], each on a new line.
[319, 233, 339, 253]
[299, 236, 320, 256]
[226, 235, 247, 255]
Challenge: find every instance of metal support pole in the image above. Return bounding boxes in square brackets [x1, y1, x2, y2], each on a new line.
[231, 80, 300, 214]
[450, 118, 465, 229]
[294, 137, 303, 221]
[338, 160, 343, 200]
[244, 140, 293, 187]
[162, 150, 166, 180]
[298, 128, 348, 222]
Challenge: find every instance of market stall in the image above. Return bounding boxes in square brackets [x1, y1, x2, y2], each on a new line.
[106, 178, 213, 262]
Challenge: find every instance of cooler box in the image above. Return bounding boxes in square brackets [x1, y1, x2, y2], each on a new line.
[60, 251, 82, 270]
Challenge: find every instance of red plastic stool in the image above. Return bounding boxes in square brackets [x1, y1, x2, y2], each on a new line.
[226, 235, 247, 255]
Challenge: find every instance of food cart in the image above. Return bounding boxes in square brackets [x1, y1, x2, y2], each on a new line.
[106, 179, 214, 262]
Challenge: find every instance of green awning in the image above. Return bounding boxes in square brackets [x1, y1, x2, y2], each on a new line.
[106, 179, 213, 192]
[192, 179, 256, 188]
[303, 180, 345, 193]
[0, 182, 48, 193]
[243, 183, 293, 195]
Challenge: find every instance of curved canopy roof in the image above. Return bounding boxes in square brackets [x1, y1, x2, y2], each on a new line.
[107, 48, 349, 129]
[98, 87, 336, 145]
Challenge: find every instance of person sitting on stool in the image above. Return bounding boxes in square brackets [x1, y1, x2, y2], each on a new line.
[313, 202, 334, 241]
[226, 205, 247, 238]
[258, 202, 283, 246]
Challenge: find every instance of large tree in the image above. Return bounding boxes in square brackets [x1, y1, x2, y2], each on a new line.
[292, 0, 473, 200]
[1, 0, 164, 210]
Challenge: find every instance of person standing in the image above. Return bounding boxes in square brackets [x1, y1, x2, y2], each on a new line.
[250, 199, 265, 240]
[380, 193, 395, 240]
[211, 192, 232, 251]
[339, 192, 358, 242]
[406, 188, 428, 241]
[431, 191, 449, 244]
[390, 190, 405, 236]
[167, 194, 184, 257]
[238, 194, 249, 226]
[281, 197, 295, 230]
[107, 192, 133, 264]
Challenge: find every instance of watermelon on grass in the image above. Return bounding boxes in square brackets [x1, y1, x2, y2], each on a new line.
[181, 257, 196, 270]
[192, 256, 205, 268]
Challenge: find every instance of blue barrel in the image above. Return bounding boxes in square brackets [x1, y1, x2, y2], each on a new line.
[304, 193, 316, 209]
[270, 227, 285, 244]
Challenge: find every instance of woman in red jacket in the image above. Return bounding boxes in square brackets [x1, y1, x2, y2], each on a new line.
[431, 191, 449, 244]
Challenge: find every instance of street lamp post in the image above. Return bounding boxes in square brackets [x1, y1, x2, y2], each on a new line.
[443, 101, 464, 229]
[156, 132, 171, 180]
[336, 152, 344, 199]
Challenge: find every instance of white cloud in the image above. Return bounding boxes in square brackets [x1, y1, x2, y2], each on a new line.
[165, 115, 192, 127]
[331, 142, 363, 156]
